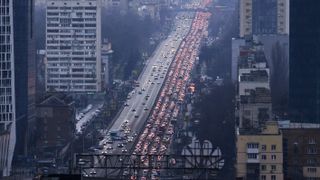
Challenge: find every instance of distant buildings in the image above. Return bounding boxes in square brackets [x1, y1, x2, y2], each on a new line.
[289, 0, 320, 123]
[0, 0, 16, 176]
[137, 1, 161, 20]
[239, 0, 289, 37]
[236, 121, 284, 180]
[45, 0, 103, 92]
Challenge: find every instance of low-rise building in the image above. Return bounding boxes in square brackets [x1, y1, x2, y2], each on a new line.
[279, 121, 320, 180]
[236, 121, 284, 180]
[35, 94, 75, 159]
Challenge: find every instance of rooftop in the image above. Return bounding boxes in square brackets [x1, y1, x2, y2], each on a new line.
[37, 94, 74, 107]
[238, 121, 280, 136]
[278, 120, 320, 129]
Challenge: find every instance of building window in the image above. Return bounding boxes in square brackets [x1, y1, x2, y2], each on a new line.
[271, 175, 276, 180]
[261, 175, 266, 180]
[307, 159, 317, 165]
[307, 147, 317, 154]
[261, 165, 266, 171]
[247, 143, 259, 149]
[247, 153, 258, 159]
[261, 145, 266, 151]
[271, 155, 276, 160]
[261, 154, 267, 160]
[307, 167, 317, 173]
[308, 137, 316, 144]
[271, 165, 276, 171]
[271, 145, 276, 151]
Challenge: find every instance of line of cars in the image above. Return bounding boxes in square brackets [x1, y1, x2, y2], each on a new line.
[76, 104, 104, 134]
[98, 12, 195, 158]
[131, 10, 211, 180]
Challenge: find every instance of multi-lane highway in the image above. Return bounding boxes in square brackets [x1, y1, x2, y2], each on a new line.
[80, 0, 212, 178]
[99, 12, 195, 154]
[131, 11, 211, 179]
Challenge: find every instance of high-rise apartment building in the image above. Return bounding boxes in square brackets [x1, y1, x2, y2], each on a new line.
[0, 0, 16, 176]
[289, 0, 320, 123]
[239, 0, 289, 37]
[45, 0, 102, 92]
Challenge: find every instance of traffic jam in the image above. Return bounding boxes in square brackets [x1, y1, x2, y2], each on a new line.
[132, 4, 211, 179]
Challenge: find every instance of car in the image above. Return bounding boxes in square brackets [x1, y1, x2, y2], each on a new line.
[123, 169, 129, 176]
[90, 169, 97, 175]
[144, 108, 149, 111]
[117, 143, 124, 148]
[143, 169, 148, 176]
[132, 109, 136, 112]
[122, 149, 128, 153]
[102, 151, 108, 155]
[107, 146, 113, 150]
[134, 115, 139, 118]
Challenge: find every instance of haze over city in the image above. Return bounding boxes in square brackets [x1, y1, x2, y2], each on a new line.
[0, 0, 319, 180]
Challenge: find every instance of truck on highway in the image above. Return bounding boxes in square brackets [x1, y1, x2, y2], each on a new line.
[109, 130, 124, 141]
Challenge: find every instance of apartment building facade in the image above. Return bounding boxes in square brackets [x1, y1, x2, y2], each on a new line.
[45, 0, 102, 92]
[239, 0, 289, 37]
[236, 121, 284, 180]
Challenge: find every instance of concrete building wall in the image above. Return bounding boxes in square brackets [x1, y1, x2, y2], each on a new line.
[45, 0, 102, 92]
[282, 128, 320, 179]
[236, 122, 284, 180]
